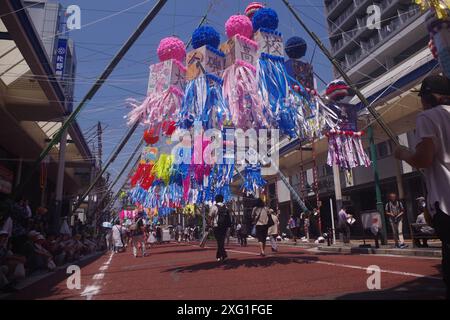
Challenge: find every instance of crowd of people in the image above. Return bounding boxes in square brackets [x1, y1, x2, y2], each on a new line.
[0, 199, 104, 293]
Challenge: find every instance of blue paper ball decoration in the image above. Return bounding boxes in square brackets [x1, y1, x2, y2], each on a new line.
[285, 36, 307, 59]
[252, 7, 279, 31]
[191, 25, 221, 49]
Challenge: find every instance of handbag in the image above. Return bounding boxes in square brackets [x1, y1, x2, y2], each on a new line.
[251, 208, 263, 237]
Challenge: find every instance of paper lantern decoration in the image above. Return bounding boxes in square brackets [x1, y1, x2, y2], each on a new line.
[245, 2, 264, 19]
[252, 7, 279, 31]
[192, 25, 221, 49]
[326, 80, 351, 102]
[186, 25, 225, 81]
[157, 36, 186, 62]
[285, 36, 307, 59]
[143, 128, 159, 145]
[225, 15, 253, 39]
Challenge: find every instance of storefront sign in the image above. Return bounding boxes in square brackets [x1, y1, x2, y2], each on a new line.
[55, 38, 68, 78]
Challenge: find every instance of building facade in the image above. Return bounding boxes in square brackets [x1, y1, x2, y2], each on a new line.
[0, 0, 92, 228]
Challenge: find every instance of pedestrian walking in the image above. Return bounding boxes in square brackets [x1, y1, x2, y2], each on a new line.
[209, 194, 231, 262]
[337, 206, 352, 244]
[130, 214, 146, 258]
[395, 75, 450, 299]
[385, 193, 407, 248]
[252, 199, 273, 257]
[112, 221, 124, 253]
[268, 207, 280, 252]
[175, 223, 183, 243]
[288, 215, 299, 244]
[155, 222, 162, 244]
[183, 226, 190, 242]
[105, 227, 113, 252]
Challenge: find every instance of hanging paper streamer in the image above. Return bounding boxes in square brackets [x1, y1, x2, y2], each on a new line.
[326, 130, 371, 169]
[126, 37, 186, 127]
[241, 165, 267, 196]
[325, 80, 371, 169]
[221, 15, 266, 129]
[427, 9, 450, 78]
[151, 154, 174, 185]
[180, 74, 230, 129]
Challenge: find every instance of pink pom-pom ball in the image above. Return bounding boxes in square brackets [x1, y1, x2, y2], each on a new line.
[157, 36, 186, 62]
[225, 15, 253, 39]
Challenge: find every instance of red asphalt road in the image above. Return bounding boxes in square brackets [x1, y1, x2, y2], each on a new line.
[5, 242, 446, 300]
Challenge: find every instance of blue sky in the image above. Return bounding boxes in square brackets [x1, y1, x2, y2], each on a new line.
[57, 0, 333, 196]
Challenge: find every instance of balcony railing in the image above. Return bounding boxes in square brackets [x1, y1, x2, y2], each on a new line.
[326, 0, 340, 14]
[330, 2, 355, 32]
[345, 48, 362, 66]
[338, 3, 423, 71]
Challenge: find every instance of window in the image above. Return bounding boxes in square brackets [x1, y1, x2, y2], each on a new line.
[376, 141, 392, 159]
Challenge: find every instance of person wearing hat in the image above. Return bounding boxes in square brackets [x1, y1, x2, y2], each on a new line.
[413, 197, 435, 248]
[395, 74, 450, 299]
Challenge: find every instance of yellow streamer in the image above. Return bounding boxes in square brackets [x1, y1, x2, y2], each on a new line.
[415, 0, 450, 19]
[151, 153, 174, 185]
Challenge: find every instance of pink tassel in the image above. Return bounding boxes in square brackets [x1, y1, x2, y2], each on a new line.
[222, 60, 266, 129]
[125, 86, 183, 126]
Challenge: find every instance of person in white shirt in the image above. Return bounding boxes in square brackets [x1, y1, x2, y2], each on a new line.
[208, 194, 231, 262]
[268, 206, 280, 252]
[395, 75, 450, 300]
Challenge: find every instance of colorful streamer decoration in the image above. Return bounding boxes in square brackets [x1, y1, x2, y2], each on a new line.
[126, 37, 186, 128]
[241, 165, 267, 196]
[326, 130, 371, 170]
[180, 74, 230, 129]
[222, 15, 266, 129]
[325, 80, 371, 169]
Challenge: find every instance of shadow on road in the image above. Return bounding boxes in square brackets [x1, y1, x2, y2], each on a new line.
[164, 255, 320, 273]
[334, 274, 445, 300]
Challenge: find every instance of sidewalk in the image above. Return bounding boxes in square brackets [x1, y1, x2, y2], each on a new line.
[245, 237, 442, 258]
[0, 251, 104, 299]
[317, 241, 442, 258]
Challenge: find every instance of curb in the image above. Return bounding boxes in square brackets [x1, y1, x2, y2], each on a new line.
[317, 245, 442, 258]
[0, 251, 105, 299]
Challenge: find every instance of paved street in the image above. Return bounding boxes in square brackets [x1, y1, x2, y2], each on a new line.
[6, 242, 446, 300]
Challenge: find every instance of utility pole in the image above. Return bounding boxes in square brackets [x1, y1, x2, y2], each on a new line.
[54, 129, 67, 233]
[368, 125, 387, 244]
[97, 122, 103, 170]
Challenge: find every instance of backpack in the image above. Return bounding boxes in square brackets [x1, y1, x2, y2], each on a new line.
[217, 205, 231, 228]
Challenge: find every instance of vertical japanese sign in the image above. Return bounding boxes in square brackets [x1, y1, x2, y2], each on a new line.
[55, 38, 68, 79]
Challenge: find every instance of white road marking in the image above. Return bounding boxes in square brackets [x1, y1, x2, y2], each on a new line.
[214, 246, 442, 281]
[80, 252, 114, 300]
[92, 273, 105, 280]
